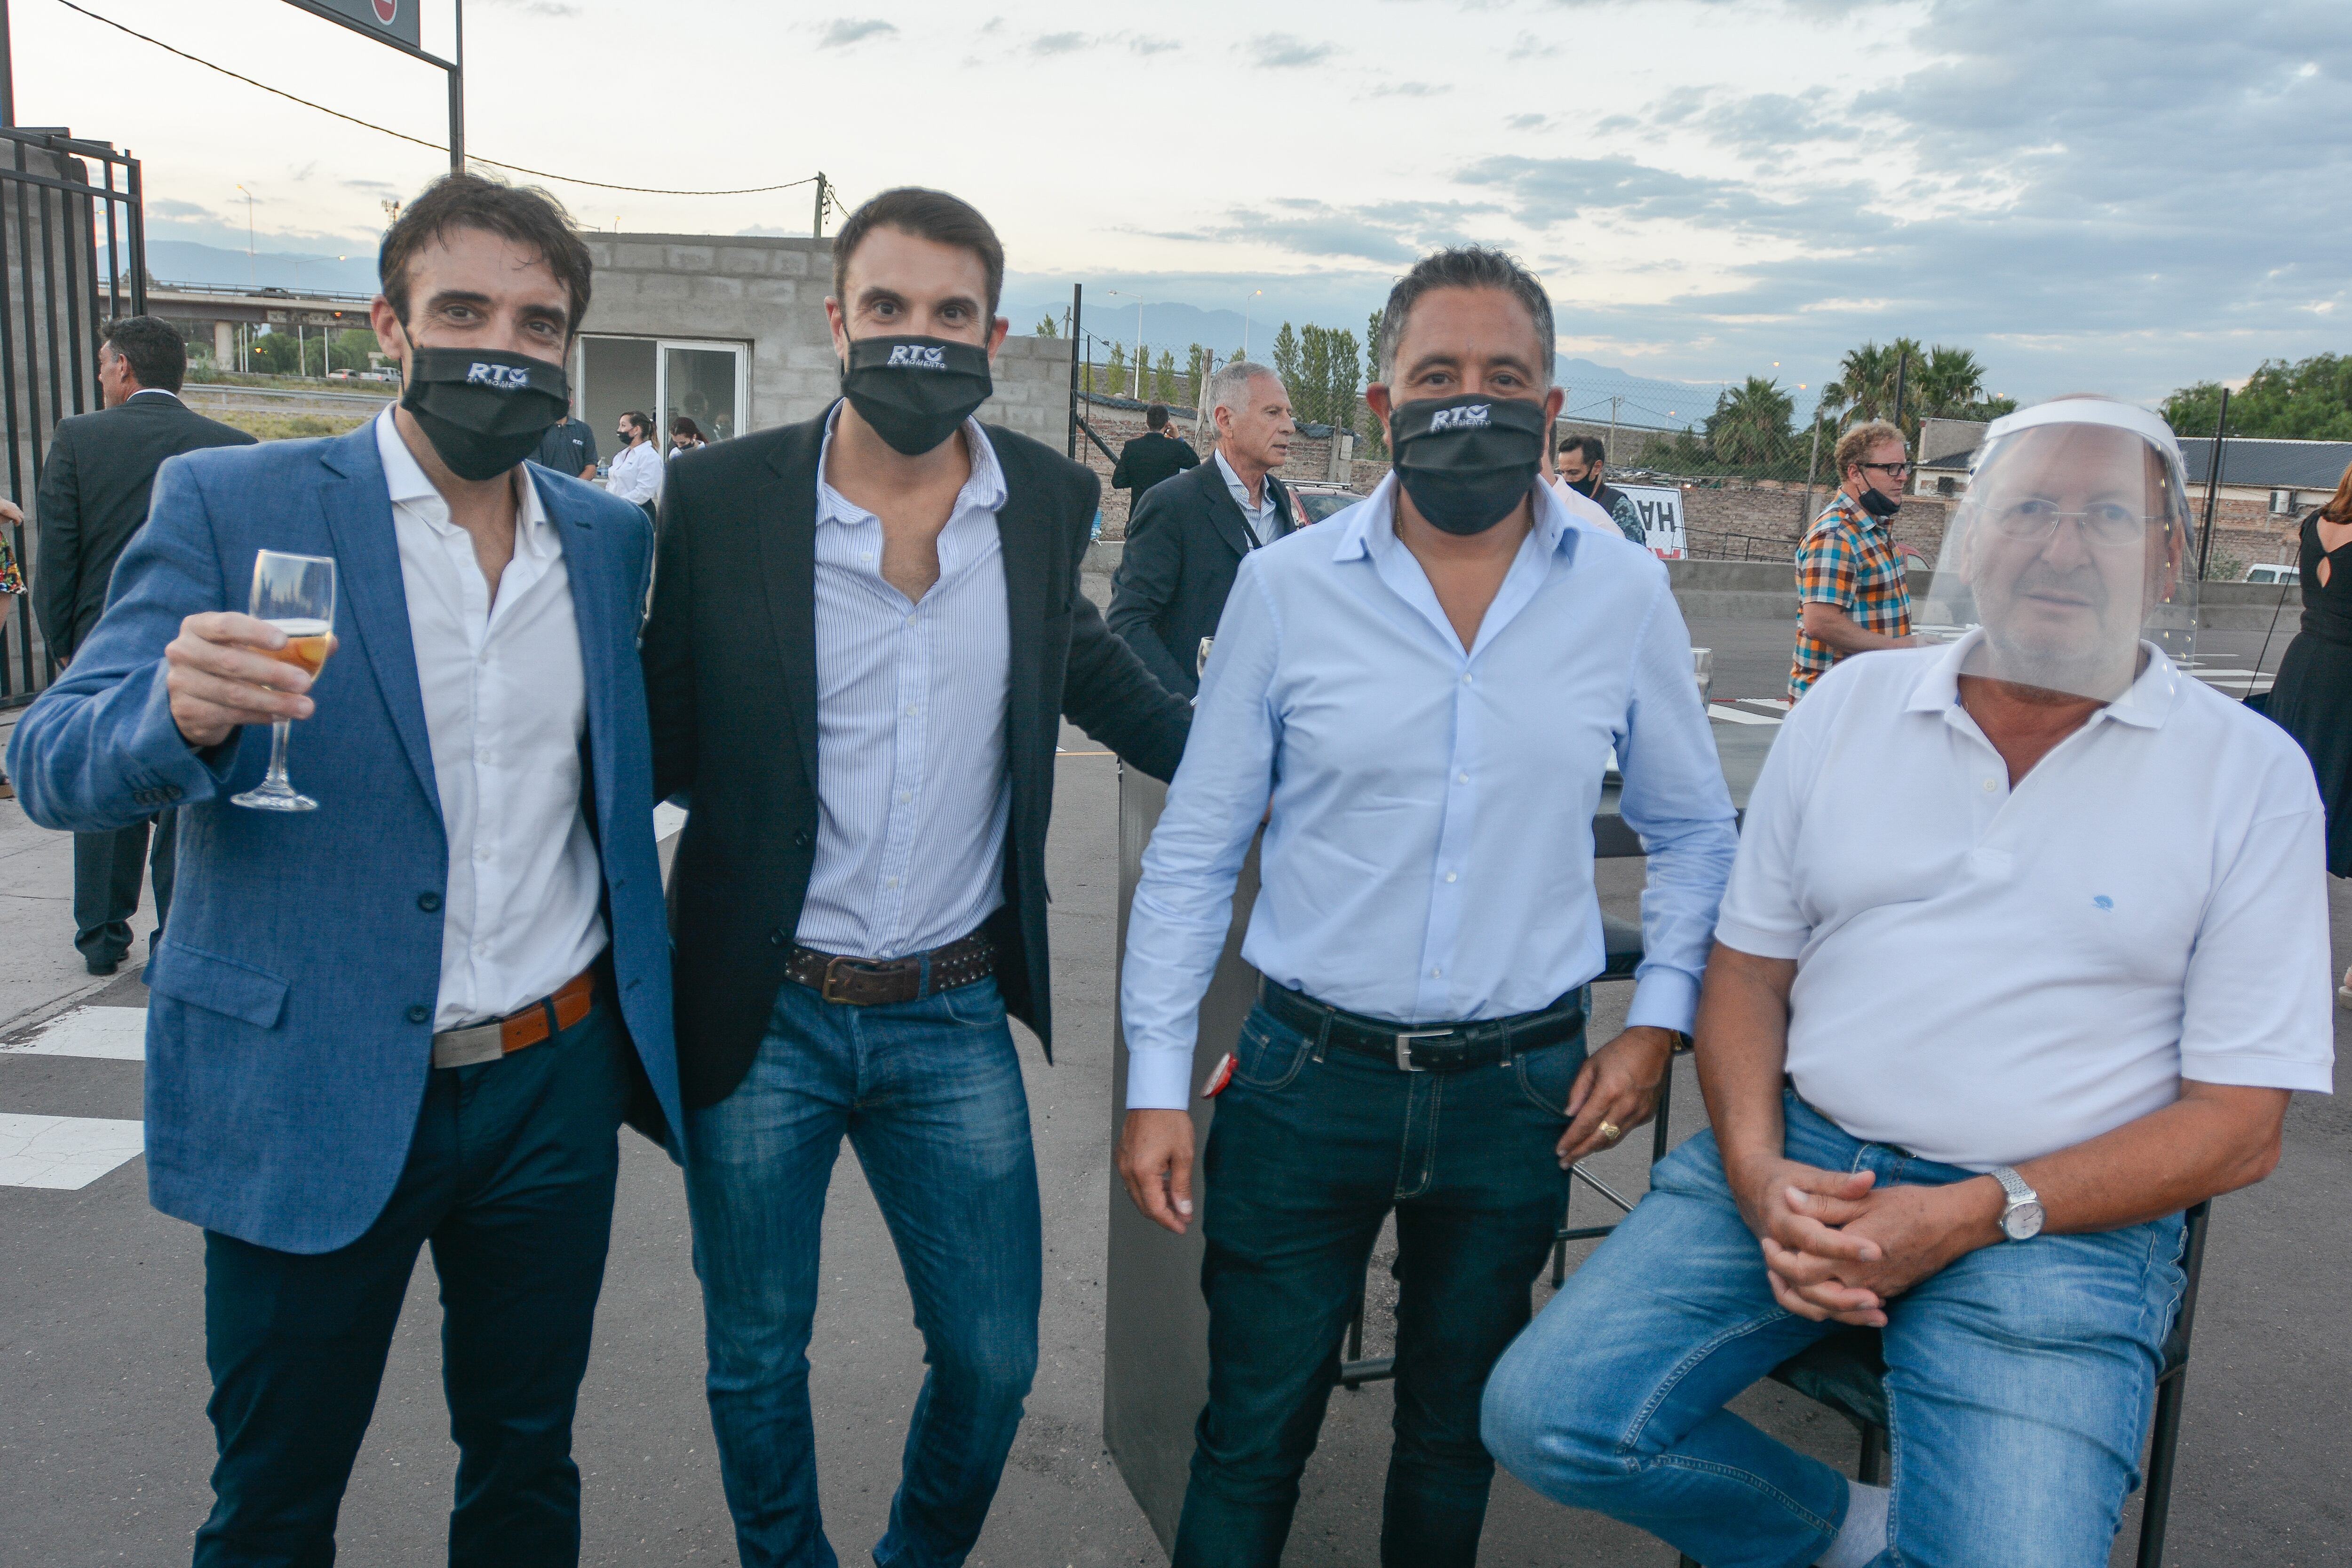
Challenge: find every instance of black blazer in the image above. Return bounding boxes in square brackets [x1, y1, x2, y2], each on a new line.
[1105, 458, 1290, 698]
[32, 392, 255, 658]
[643, 410, 1194, 1109]
[1111, 430, 1199, 499]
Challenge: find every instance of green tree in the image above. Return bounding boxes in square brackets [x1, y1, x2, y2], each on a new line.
[2164, 354, 2352, 442]
[1914, 345, 1985, 418]
[1034, 315, 1057, 339]
[1156, 348, 1175, 403]
[1362, 310, 1388, 455]
[1327, 327, 1361, 439]
[1297, 325, 1331, 425]
[1105, 341, 1127, 397]
[1705, 377, 1796, 467]
[1271, 322, 1301, 392]
[1187, 343, 1208, 405]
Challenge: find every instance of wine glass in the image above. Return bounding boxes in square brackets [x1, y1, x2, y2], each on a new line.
[230, 550, 337, 812]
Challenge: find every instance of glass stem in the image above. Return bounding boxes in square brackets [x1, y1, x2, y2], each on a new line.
[265, 720, 293, 788]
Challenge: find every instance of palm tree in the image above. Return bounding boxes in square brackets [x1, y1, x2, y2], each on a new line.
[1706, 377, 1796, 467]
[1818, 340, 1920, 427]
[1915, 345, 1987, 420]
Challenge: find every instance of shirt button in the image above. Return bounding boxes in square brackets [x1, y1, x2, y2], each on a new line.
[861, 552, 874, 564]
[898, 791, 913, 803]
[1456, 772, 1470, 784]
[885, 876, 900, 889]
[1461, 674, 1472, 686]
[417, 892, 442, 912]
[406, 1004, 431, 1025]
[1983, 779, 1998, 792]
[1430, 966, 1442, 978]
[905, 705, 919, 717]
[475, 940, 491, 956]
[476, 847, 493, 861]
[1444, 871, 1458, 883]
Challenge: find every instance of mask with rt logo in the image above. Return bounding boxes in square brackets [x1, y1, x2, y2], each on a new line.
[1388, 394, 1548, 535]
[840, 334, 993, 455]
[397, 337, 572, 482]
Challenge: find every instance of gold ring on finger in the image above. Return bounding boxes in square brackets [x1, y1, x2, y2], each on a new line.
[1597, 1120, 1623, 1143]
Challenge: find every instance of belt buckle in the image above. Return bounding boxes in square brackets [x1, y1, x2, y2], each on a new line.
[1394, 1029, 1452, 1073]
[820, 954, 879, 1005]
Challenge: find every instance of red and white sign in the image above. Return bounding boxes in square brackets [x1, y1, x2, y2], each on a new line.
[373, 0, 397, 23]
[291, 0, 421, 50]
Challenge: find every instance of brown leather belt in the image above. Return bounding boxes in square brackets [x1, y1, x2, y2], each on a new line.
[785, 931, 996, 1006]
[430, 967, 596, 1069]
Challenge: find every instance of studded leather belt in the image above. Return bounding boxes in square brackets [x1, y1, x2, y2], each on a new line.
[430, 966, 597, 1069]
[1259, 981, 1585, 1072]
[786, 931, 997, 1006]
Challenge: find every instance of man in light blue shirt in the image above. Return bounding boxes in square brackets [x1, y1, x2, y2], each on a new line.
[1115, 247, 1739, 1567]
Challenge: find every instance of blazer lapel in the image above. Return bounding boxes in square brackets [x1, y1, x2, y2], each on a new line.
[987, 431, 1048, 772]
[317, 425, 440, 817]
[1201, 462, 1256, 559]
[538, 471, 617, 849]
[1266, 474, 1294, 539]
[757, 426, 823, 795]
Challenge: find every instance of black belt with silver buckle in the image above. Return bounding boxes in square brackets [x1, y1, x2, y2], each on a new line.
[1259, 981, 1585, 1073]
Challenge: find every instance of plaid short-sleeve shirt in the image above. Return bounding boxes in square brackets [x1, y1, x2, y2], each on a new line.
[1788, 492, 1910, 698]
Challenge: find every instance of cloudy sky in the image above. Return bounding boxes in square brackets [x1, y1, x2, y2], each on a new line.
[14, 0, 2348, 412]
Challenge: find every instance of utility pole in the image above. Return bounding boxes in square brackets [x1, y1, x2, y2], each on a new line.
[1065, 284, 1082, 460]
[0, 0, 15, 128]
[813, 173, 829, 239]
[1799, 411, 1824, 528]
[448, 0, 464, 171]
[2197, 388, 2231, 582]
[1607, 396, 1622, 463]
[1891, 348, 1909, 438]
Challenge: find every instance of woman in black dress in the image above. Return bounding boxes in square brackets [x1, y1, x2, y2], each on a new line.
[2263, 459, 2352, 1001]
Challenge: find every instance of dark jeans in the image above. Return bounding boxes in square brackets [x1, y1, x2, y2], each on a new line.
[194, 993, 633, 1568]
[1173, 997, 1589, 1568]
[683, 975, 1041, 1568]
[73, 808, 175, 963]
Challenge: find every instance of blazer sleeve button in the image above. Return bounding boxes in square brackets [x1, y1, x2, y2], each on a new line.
[406, 1004, 431, 1025]
[417, 893, 442, 912]
[793, 829, 812, 848]
[769, 928, 788, 947]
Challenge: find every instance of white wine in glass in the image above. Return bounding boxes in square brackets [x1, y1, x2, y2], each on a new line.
[231, 550, 338, 812]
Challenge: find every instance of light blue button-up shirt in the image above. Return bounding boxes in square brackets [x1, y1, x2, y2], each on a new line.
[1120, 473, 1739, 1109]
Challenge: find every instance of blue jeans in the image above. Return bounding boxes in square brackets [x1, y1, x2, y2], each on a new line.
[683, 976, 1041, 1568]
[1480, 1093, 2186, 1568]
[1174, 997, 1589, 1568]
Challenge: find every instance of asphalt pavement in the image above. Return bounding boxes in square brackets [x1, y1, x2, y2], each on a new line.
[0, 629, 2343, 1566]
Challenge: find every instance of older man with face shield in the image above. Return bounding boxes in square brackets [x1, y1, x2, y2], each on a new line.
[1479, 398, 2336, 1567]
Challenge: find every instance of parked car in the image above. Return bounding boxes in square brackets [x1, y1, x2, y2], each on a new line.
[325, 369, 352, 381]
[1287, 481, 1366, 529]
[2243, 564, 2301, 586]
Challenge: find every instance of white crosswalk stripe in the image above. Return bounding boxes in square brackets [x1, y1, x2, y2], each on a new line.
[0, 1113, 144, 1190]
[4, 1006, 147, 1061]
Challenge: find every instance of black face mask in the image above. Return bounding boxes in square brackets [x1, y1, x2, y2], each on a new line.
[398, 343, 572, 482]
[1389, 394, 1548, 535]
[1572, 472, 1604, 499]
[840, 334, 993, 456]
[1857, 486, 1902, 519]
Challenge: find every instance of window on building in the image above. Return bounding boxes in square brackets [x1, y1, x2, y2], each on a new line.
[576, 335, 746, 453]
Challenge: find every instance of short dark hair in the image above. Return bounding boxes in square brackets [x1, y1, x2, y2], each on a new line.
[101, 315, 187, 394]
[670, 415, 704, 441]
[1557, 434, 1605, 466]
[1375, 245, 1554, 384]
[1145, 402, 1169, 430]
[378, 170, 593, 337]
[831, 187, 1005, 320]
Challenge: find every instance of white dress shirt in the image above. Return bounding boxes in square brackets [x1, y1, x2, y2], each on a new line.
[795, 408, 1014, 959]
[1717, 634, 2335, 1170]
[606, 438, 664, 505]
[1121, 475, 1740, 1109]
[375, 409, 607, 1030]
[1214, 450, 1282, 546]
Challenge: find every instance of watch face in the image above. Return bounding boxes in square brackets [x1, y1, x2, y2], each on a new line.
[2003, 1200, 2046, 1241]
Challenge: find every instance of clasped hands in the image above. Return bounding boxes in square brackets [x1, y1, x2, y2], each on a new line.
[1730, 1154, 2005, 1326]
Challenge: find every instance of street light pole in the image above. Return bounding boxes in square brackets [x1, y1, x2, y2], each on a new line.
[447, 0, 464, 171]
[0, 0, 15, 128]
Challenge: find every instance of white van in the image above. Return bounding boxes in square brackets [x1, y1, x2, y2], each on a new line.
[2243, 564, 2302, 586]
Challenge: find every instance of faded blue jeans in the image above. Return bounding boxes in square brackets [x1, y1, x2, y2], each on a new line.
[1480, 1093, 2185, 1568]
[683, 975, 1041, 1568]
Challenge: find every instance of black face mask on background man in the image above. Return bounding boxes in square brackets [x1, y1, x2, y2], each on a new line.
[1388, 394, 1549, 536]
[1858, 486, 1902, 519]
[397, 335, 573, 483]
[840, 334, 994, 456]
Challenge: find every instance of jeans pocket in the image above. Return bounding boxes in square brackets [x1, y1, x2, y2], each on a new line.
[938, 976, 1007, 1029]
[1512, 1036, 1587, 1117]
[1230, 1011, 1311, 1091]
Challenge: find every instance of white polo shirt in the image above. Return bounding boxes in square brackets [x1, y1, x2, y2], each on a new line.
[1716, 634, 2335, 1171]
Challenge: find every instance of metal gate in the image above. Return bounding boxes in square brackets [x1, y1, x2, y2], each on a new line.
[0, 126, 144, 708]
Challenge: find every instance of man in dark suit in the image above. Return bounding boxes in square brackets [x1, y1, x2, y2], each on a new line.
[1111, 401, 1199, 504]
[1106, 359, 1296, 697]
[643, 187, 1191, 1568]
[32, 314, 254, 974]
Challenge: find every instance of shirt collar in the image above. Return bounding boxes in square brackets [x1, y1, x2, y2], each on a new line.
[1337, 469, 1573, 564]
[815, 403, 1007, 525]
[1904, 628, 2182, 730]
[372, 404, 551, 543]
[126, 388, 182, 404]
[1214, 449, 1272, 515]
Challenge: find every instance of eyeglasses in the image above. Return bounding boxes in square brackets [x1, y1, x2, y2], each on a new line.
[1858, 460, 1912, 475]
[1986, 498, 2160, 545]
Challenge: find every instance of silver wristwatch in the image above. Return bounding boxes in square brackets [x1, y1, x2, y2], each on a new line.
[1989, 1165, 2044, 1241]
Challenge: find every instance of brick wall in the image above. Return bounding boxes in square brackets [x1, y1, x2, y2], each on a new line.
[1077, 401, 1350, 538]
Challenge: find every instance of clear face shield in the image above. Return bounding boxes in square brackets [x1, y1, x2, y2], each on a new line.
[1916, 400, 2196, 702]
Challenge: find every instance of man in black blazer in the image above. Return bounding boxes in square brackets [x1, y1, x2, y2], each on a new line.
[1110, 401, 1199, 503]
[1107, 359, 1296, 697]
[641, 187, 1191, 1568]
[32, 315, 254, 973]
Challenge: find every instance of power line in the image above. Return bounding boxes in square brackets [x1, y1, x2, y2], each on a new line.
[52, 0, 821, 198]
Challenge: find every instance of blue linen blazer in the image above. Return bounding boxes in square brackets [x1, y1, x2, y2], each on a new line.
[5, 424, 684, 1254]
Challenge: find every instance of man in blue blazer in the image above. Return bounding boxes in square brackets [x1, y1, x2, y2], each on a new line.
[6, 173, 682, 1568]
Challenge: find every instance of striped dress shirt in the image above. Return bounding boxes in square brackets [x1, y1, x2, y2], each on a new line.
[794, 409, 1014, 960]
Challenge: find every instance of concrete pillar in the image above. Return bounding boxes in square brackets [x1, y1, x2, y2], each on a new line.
[213, 320, 234, 364]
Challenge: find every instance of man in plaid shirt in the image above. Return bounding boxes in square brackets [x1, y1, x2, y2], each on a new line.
[1789, 419, 1920, 698]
